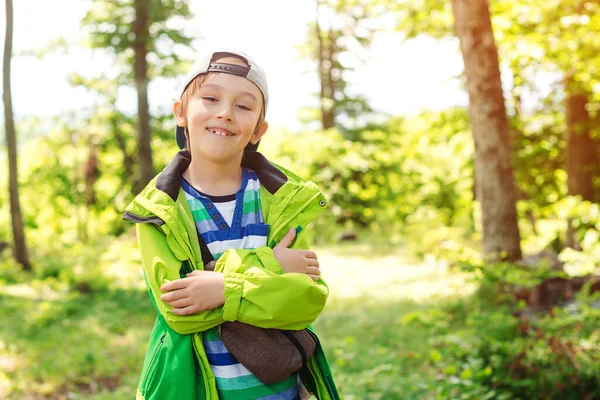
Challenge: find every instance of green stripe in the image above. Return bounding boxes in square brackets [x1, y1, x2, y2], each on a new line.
[218, 375, 296, 399]
[242, 199, 260, 214]
[191, 208, 211, 222]
[203, 327, 220, 340]
[215, 373, 264, 390]
[243, 191, 262, 211]
[187, 197, 204, 209]
[242, 188, 260, 202]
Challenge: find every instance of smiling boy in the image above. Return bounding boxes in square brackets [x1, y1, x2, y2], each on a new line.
[123, 50, 339, 400]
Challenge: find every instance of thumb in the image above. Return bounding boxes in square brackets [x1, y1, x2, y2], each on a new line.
[275, 228, 296, 249]
[186, 270, 202, 277]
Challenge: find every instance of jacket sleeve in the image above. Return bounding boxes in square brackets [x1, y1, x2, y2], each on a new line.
[138, 223, 328, 335]
[137, 223, 224, 335]
[215, 228, 329, 330]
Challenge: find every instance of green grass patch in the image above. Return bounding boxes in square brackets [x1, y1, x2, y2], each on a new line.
[0, 284, 154, 399]
[0, 237, 475, 399]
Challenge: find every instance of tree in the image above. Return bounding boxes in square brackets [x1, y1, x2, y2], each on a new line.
[392, 0, 600, 206]
[3, 0, 31, 270]
[300, 0, 380, 135]
[564, 81, 597, 249]
[451, 0, 522, 261]
[82, 0, 194, 192]
[132, 0, 153, 191]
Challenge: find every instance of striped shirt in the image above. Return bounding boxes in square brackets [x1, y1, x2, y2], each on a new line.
[182, 168, 299, 400]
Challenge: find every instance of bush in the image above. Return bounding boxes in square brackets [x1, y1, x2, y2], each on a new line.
[403, 261, 600, 399]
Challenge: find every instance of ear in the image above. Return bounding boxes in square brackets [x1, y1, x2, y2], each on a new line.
[250, 120, 268, 145]
[173, 100, 187, 127]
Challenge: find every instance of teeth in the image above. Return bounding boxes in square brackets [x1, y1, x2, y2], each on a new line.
[209, 128, 232, 136]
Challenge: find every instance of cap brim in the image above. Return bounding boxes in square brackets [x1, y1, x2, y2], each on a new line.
[176, 125, 186, 149]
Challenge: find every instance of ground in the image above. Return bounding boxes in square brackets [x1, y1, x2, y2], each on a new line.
[0, 240, 475, 399]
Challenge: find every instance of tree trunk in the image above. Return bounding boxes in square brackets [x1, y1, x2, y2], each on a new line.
[3, 0, 31, 271]
[84, 137, 98, 207]
[451, 0, 522, 261]
[112, 117, 134, 190]
[564, 84, 597, 249]
[133, 0, 153, 192]
[565, 90, 596, 201]
[315, 0, 335, 130]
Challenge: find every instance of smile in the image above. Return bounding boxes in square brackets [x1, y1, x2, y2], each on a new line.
[207, 127, 235, 137]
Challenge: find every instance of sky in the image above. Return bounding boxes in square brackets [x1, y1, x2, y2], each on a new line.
[0, 0, 469, 132]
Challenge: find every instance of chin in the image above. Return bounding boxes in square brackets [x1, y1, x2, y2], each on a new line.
[192, 147, 244, 163]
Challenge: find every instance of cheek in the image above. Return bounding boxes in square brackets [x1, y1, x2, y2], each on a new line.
[185, 100, 210, 124]
[239, 114, 260, 134]
[188, 110, 209, 128]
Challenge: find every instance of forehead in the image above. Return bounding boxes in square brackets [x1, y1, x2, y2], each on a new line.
[200, 73, 262, 100]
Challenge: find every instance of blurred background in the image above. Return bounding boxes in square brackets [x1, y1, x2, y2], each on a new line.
[1, 0, 599, 399]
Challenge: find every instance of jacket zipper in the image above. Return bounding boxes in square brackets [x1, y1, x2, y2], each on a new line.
[141, 332, 166, 393]
[197, 331, 213, 399]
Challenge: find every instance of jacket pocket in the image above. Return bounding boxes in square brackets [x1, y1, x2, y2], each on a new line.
[140, 332, 166, 396]
[138, 324, 198, 400]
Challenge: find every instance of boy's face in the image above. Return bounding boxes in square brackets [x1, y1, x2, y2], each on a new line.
[174, 72, 268, 163]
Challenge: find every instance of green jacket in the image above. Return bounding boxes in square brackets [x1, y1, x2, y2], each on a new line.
[123, 150, 340, 400]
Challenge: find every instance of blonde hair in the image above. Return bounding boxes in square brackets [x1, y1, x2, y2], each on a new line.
[180, 56, 266, 151]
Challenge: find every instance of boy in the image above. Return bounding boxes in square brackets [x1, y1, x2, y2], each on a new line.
[123, 49, 339, 400]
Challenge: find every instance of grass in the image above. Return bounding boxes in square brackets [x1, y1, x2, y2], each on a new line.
[313, 242, 476, 399]
[0, 239, 476, 399]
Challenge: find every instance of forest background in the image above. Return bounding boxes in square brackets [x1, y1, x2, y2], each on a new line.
[1, 0, 600, 399]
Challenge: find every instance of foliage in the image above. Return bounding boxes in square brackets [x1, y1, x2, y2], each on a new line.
[81, 0, 195, 80]
[554, 197, 600, 276]
[2, 1, 600, 398]
[267, 108, 475, 243]
[297, 0, 386, 133]
[402, 263, 600, 399]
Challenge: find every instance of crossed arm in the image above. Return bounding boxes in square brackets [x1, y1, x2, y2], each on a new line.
[137, 224, 328, 335]
[160, 228, 321, 315]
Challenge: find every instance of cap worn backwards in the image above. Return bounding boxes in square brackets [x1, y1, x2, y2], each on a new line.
[175, 49, 269, 151]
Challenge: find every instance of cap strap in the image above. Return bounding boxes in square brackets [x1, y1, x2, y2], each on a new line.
[208, 50, 251, 76]
[207, 62, 250, 77]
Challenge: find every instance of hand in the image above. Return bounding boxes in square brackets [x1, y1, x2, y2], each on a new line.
[273, 228, 321, 281]
[160, 271, 225, 315]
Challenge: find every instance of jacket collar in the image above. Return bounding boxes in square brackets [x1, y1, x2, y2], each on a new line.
[156, 150, 288, 201]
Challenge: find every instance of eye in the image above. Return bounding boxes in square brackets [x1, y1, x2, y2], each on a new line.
[203, 96, 218, 102]
[236, 104, 251, 111]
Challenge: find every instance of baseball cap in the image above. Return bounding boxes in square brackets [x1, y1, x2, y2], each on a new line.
[175, 49, 269, 150]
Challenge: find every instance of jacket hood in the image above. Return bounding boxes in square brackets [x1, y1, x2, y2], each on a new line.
[123, 150, 327, 227]
[153, 150, 290, 202]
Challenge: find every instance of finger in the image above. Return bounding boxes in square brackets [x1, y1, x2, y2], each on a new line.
[306, 258, 320, 268]
[274, 228, 296, 249]
[171, 305, 200, 316]
[161, 278, 191, 292]
[307, 274, 320, 282]
[160, 289, 187, 302]
[306, 266, 321, 277]
[165, 297, 191, 308]
[305, 250, 318, 260]
[186, 270, 202, 276]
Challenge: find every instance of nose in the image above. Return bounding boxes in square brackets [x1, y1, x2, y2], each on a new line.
[216, 102, 234, 121]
